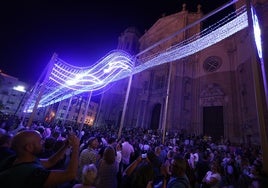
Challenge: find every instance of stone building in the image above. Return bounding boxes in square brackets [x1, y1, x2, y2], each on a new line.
[96, 0, 268, 144]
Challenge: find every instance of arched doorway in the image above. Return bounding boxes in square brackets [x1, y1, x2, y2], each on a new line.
[203, 106, 224, 141]
[150, 103, 161, 130]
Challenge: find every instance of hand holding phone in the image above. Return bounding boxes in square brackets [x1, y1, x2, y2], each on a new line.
[141, 153, 147, 159]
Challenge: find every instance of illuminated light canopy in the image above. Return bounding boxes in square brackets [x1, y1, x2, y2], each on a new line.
[50, 50, 134, 91]
[251, 6, 263, 59]
[24, 50, 135, 111]
[133, 7, 248, 74]
[13, 85, 26, 92]
[24, 5, 251, 113]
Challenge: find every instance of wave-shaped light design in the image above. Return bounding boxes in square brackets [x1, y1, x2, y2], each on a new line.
[24, 5, 249, 112]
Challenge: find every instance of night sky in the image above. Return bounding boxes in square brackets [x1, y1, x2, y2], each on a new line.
[0, 0, 229, 85]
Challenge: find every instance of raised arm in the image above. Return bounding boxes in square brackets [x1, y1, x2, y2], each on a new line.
[43, 134, 80, 188]
[41, 139, 69, 169]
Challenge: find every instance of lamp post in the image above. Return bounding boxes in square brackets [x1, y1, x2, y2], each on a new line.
[162, 62, 172, 144]
[79, 92, 92, 138]
[117, 73, 133, 139]
[246, 0, 268, 174]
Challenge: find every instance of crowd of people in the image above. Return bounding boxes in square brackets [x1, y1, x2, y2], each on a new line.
[0, 117, 268, 188]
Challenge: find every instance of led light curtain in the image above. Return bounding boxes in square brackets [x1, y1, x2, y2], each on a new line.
[24, 4, 248, 113]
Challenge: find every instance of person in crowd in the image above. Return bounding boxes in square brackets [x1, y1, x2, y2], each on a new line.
[0, 129, 80, 188]
[130, 160, 154, 188]
[148, 149, 163, 185]
[78, 136, 100, 181]
[140, 140, 151, 154]
[121, 136, 135, 171]
[184, 152, 196, 188]
[195, 151, 210, 188]
[38, 135, 67, 170]
[115, 142, 123, 187]
[98, 135, 117, 159]
[38, 136, 57, 158]
[121, 154, 154, 188]
[152, 153, 190, 188]
[0, 131, 15, 162]
[96, 145, 118, 188]
[158, 145, 168, 164]
[51, 129, 66, 141]
[72, 163, 98, 188]
[201, 161, 222, 188]
[247, 163, 268, 188]
[164, 149, 174, 177]
[237, 157, 252, 188]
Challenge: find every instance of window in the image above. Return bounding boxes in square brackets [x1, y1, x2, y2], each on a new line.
[154, 75, 165, 90]
[203, 56, 222, 72]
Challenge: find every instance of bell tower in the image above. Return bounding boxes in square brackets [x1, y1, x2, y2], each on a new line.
[117, 27, 141, 55]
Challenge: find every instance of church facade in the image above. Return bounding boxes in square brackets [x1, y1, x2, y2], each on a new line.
[96, 0, 268, 144]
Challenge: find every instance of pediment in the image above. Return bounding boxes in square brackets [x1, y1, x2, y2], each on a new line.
[140, 12, 186, 41]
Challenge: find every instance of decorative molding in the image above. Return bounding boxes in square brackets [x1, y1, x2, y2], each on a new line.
[200, 83, 225, 106]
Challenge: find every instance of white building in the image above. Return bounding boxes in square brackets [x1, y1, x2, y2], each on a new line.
[0, 70, 28, 117]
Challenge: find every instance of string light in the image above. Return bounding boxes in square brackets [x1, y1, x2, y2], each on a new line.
[24, 6, 250, 112]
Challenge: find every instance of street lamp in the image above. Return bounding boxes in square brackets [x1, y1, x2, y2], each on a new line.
[246, 0, 268, 174]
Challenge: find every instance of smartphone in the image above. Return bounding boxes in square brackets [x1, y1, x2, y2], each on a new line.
[141, 153, 147, 159]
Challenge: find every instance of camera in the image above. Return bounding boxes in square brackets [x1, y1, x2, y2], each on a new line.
[141, 153, 147, 159]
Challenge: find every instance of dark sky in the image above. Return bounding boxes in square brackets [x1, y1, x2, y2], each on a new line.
[0, 0, 228, 85]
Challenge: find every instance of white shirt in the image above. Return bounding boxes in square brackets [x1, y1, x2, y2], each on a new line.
[121, 141, 134, 165]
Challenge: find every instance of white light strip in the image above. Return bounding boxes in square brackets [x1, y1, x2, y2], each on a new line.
[133, 9, 248, 74]
[24, 6, 249, 112]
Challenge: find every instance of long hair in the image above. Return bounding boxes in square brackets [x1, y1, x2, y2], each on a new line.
[103, 145, 116, 164]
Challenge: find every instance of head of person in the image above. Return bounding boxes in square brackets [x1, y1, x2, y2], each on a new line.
[116, 143, 122, 151]
[107, 136, 116, 145]
[167, 150, 174, 160]
[82, 164, 98, 186]
[124, 136, 130, 142]
[43, 137, 56, 151]
[210, 161, 220, 173]
[11, 130, 43, 156]
[103, 145, 116, 164]
[0, 132, 13, 148]
[154, 146, 161, 156]
[170, 154, 187, 177]
[88, 136, 99, 149]
[131, 162, 154, 188]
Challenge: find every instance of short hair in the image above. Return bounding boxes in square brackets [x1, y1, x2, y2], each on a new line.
[82, 164, 98, 186]
[172, 154, 187, 171]
[87, 136, 97, 145]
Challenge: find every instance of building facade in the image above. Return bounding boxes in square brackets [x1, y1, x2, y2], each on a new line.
[97, 0, 268, 144]
[0, 70, 28, 118]
[32, 94, 99, 128]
